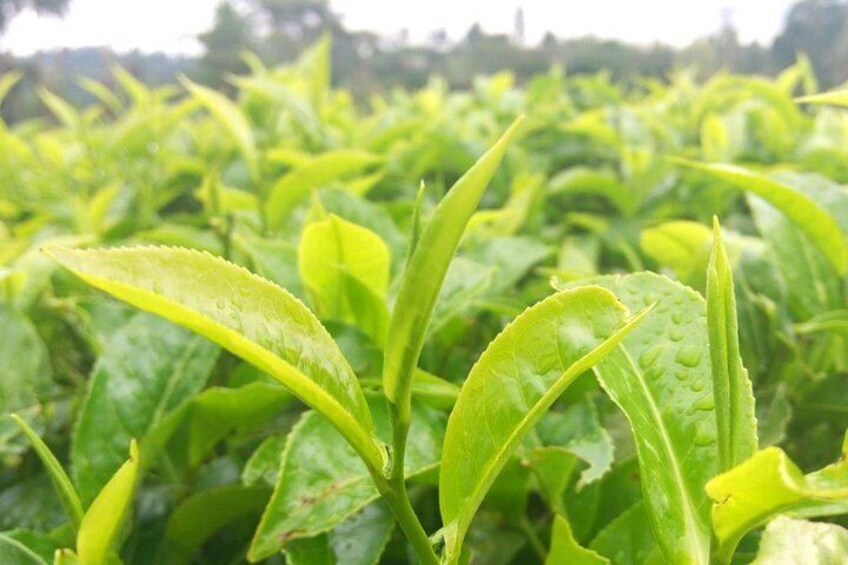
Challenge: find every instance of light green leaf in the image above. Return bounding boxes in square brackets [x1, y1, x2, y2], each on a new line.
[745, 173, 848, 320]
[299, 214, 390, 345]
[707, 218, 758, 472]
[77, 440, 141, 565]
[10, 415, 83, 528]
[439, 286, 648, 563]
[559, 273, 718, 565]
[165, 485, 270, 564]
[752, 516, 848, 564]
[706, 445, 848, 563]
[181, 77, 258, 180]
[249, 400, 444, 561]
[676, 160, 848, 275]
[527, 448, 579, 515]
[72, 314, 218, 503]
[265, 151, 383, 229]
[46, 246, 385, 472]
[545, 514, 608, 565]
[285, 502, 394, 565]
[640, 221, 713, 288]
[384, 116, 524, 418]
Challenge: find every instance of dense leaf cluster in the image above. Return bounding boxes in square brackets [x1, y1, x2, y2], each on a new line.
[1, 38, 847, 564]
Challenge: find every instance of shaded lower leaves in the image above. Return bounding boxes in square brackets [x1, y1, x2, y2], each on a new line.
[72, 314, 219, 503]
[248, 399, 445, 561]
[285, 502, 394, 565]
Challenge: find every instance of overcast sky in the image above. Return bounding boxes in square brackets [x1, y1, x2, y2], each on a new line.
[1, 0, 799, 56]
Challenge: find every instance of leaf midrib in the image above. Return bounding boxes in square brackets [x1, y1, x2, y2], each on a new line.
[616, 346, 709, 564]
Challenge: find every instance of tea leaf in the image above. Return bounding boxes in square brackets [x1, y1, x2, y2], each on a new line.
[707, 445, 848, 563]
[266, 151, 383, 229]
[752, 516, 848, 564]
[299, 214, 390, 345]
[707, 218, 758, 471]
[47, 246, 385, 472]
[10, 415, 83, 528]
[439, 286, 647, 563]
[560, 273, 718, 565]
[0, 534, 48, 565]
[165, 485, 270, 564]
[676, 160, 848, 276]
[181, 77, 258, 180]
[384, 116, 524, 415]
[77, 440, 141, 565]
[249, 400, 444, 561]
[285, 502, 394, 565]
[545, 514, 608, 565]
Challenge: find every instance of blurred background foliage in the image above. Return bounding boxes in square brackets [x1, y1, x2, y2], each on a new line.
[3, 0, 848, 123]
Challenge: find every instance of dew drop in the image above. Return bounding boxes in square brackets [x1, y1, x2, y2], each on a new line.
[693, 395, 715, 411]
[690, 380, 705, 392]
[669, 329, 684, 342]
[671, 311, 684, 324]
[675, 346, 702, 368]
[674, 370, 688, 381]
[639, 344, 665, 369]
[693, 423, 715, 446]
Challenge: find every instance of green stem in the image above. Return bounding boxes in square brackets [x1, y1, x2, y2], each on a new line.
[366, 400, 439, 565]
[371, 465, 439, 565]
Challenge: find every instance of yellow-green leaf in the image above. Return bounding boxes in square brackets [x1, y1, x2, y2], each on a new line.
[383, 117, 524, 420]
[675, 160, 848, 275]
[46, 246, 384, 471]
[77, 441, 141, 565]
[265, 150, 383, 229]
[299, 214, 390, 345]
[439, 286, 647, 563]
[181, 77, 258, 180]
[707, 444, 848, 563]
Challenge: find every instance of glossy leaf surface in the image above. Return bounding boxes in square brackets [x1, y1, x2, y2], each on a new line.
[47, 246, 384, 471]
[559, 273, 718, 565]
[439, 286, 646, 563]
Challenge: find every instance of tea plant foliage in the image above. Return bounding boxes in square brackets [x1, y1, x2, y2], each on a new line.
[2, 39, 848, 565]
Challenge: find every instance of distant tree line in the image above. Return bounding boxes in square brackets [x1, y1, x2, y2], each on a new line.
[2, 0, 848, 122]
